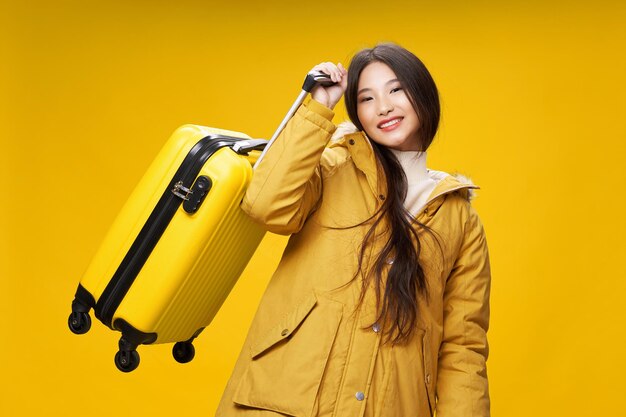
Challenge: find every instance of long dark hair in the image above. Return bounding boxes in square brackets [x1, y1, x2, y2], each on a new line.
[344, 43, 441, 344]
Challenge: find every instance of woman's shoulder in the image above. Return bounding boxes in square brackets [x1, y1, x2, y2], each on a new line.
[427, 172, 484, 224]
[443, 174, 486, 233]
[318, 121, 360, 176]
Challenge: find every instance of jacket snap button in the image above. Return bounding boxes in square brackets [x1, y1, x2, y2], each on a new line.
[372, 323, 381, 333]
[349, 139, 355, 145]
[281, 329, 289, 337]
[355, 391, 365, 401]
[426, 373, 431, 384]
[379, 194, 385, 200]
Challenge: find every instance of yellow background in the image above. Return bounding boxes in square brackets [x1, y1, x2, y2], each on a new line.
[1, 0, 625, 416]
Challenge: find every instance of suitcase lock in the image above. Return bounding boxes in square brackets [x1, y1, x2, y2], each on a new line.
[171, 176, 213, 214]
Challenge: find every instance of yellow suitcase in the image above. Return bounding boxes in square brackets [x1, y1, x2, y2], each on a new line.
[69, 124, 267, 372]
[69, 70, 334, 372]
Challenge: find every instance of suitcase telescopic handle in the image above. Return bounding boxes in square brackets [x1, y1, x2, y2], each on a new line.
[253, 70, 337, 170]
[302, 70, 336, 92]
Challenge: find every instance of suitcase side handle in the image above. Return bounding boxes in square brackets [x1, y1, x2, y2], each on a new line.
[231, 139, 269, 155]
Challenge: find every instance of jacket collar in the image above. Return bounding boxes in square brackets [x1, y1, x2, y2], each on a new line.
[331, 130, 383, 199]
[331, 122, 479, 208]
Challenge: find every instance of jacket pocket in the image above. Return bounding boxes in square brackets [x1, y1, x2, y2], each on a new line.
[233, 292, 344, 417]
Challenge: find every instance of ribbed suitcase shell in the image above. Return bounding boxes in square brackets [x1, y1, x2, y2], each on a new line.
[74, 124, 265, 360]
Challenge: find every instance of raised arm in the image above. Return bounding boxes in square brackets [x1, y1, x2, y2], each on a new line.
[241, 62, 347, 235]
[241, 99, 335, 234]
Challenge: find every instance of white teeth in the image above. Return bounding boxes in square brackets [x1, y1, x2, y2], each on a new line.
[380, 119, 400, 128]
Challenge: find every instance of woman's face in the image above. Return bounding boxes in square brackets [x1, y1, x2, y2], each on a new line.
[356, 61, 421, 151]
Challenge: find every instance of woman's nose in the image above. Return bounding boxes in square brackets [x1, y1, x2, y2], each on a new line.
[377, 98, 394, 116]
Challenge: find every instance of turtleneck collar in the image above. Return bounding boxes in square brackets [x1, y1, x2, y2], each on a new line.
[389, 149, 440, 214]
[389, 149, 429, 185]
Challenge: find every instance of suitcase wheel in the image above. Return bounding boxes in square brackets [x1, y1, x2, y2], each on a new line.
[115, 337, 140, 372]
[68, 312, 91, 335]
[172, 341, 195, 364]
[114, 349, 140, 373]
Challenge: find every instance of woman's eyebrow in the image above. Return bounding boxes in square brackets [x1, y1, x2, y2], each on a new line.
[357, 79, 401, 95]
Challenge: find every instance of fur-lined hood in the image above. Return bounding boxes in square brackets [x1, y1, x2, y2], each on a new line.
[331, 121, 478, 202]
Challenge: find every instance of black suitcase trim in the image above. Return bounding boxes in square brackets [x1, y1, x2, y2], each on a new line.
[74, 283, 96, 309]
[93, 135, 250, 329]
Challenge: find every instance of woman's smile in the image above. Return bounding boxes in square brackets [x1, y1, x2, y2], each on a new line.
[378, 116, 403, 131]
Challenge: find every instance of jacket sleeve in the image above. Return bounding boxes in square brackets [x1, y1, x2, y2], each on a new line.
[241, 99, 336, 235]
[436, 205, 491, 417]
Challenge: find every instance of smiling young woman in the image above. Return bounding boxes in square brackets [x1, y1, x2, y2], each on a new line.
[217, 43, 491, 417]
[355, 61, 423, 151]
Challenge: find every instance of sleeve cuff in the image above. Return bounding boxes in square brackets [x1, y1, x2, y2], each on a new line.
[305, 99, 335, 122]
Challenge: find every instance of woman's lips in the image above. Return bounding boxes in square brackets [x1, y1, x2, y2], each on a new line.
[377, 117, 403, 131]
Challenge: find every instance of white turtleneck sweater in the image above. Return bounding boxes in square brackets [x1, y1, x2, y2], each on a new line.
[389, 149, 439, 216]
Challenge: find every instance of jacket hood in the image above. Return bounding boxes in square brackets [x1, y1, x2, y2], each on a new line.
[331, 121, 478, 202]
[331, 121, 360, 142]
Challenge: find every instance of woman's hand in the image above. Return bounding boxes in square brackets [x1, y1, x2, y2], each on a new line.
[310, 62, 348, 110]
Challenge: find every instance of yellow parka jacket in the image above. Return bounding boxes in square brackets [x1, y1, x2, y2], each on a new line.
[216, 99, 491, 417]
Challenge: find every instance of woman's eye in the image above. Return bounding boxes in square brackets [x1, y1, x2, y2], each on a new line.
[391, 87, 403, 93]
[359, 96, 373, 103]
